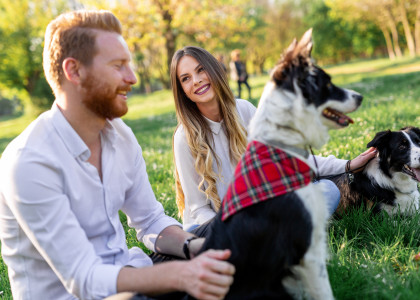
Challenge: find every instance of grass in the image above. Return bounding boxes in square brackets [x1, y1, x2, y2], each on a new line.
[1, 56, 420, 299]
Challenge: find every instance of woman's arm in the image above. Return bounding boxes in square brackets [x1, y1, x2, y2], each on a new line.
[174, 128, 217, 226]
[311, 147, 378, 176]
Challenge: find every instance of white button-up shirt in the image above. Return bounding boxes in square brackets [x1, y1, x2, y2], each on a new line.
[0, 103, 181, 299]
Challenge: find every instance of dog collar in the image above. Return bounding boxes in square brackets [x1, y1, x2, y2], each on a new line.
[264, 139, 310, 159]
[221, 140, 314, 221]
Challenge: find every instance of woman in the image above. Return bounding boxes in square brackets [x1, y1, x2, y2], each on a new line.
[171, 46, 376, 231]
[171, 46, 255, 231]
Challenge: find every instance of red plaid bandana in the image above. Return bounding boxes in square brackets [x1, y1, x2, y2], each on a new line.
[221, 140, 315, 221]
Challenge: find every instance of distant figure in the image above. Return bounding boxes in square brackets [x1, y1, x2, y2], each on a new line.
[229, 49, 251, 99]
[217, 54, 227, 73]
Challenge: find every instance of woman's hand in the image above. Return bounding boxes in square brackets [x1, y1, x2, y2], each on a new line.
[349, 147, 378, 173]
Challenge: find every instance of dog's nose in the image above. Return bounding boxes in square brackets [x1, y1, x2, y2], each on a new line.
[353, 93, 363, 105]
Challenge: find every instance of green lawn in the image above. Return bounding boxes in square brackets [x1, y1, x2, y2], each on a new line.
[0, 56, 420, 299]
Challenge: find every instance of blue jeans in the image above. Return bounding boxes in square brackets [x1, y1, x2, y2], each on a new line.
[313, 179, 340, 217]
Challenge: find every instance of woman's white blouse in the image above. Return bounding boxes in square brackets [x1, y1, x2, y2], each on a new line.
[174, 99, 256, 230]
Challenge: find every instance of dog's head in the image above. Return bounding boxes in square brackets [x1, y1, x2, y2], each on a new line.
[367, 126, 420, 181]
[249, 29, 363, 149]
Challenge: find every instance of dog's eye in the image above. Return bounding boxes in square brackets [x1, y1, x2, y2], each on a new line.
[399, 140, 408, 150]
[326, 82, 332, 89]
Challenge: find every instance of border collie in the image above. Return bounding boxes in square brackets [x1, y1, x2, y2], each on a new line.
[334, 127, 420, 216]
[195, 29, 363, 300]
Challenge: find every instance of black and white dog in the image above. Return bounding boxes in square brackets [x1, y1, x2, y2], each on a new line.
[334, 127, 420, 216]
[196, 29, 362, 300]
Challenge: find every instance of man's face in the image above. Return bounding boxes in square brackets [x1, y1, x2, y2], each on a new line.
[80, 31, 137, 120]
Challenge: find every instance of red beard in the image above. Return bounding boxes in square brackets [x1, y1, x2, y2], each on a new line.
[81, 72, 130, 120]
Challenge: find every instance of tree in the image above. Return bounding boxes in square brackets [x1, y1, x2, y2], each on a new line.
[113, 0, 255, 91]
[327, 0, 420, 59]
[0, 0, 70, 110]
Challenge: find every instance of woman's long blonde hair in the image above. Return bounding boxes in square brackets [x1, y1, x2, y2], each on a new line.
[171, 46, 248, 219]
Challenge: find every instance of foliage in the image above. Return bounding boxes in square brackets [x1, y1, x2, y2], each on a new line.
[0, 0, 72, 111]
[303, 0, 385, 64]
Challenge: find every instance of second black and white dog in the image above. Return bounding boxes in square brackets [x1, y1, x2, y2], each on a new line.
[195, 29, 362, 300]
[334, 126, 420, 216]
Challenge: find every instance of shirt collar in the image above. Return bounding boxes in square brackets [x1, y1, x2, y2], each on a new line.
[51, 102, 118, 161]
[203, 115, 223, 134]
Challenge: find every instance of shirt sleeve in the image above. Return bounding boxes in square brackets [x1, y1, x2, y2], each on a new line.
[173, 127, 217, 225]
[236, 99, 257, 131]
[121, 143, 181, 252]
[309, 155, 347, 176]
[2, 149, 122, 299]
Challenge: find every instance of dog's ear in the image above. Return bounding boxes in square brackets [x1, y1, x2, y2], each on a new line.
[367, 130, 391, 149]
[272, 38, 298, 83]
[401, 126, 420, 138]
[272, 29, 313, 83]
[367, 130, 392, 178]
[412, 127, 420, 138]
[296, 28, 313, 58]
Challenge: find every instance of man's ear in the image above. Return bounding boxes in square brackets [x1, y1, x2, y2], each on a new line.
[62, 57, 82, 85]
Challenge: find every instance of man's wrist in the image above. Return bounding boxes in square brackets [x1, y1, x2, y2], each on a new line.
[183, 236, 198, 259]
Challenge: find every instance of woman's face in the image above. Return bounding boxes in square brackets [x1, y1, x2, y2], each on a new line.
[177, 55, 217, 108]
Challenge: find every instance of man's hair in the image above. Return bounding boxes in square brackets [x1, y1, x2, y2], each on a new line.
[43, 10, 122, 93]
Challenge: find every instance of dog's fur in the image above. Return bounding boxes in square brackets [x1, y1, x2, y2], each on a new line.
[196, 29, 362, 300]
[333, 127, 420, 216]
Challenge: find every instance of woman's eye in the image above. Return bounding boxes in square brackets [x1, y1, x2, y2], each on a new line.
[198, 67, 204, 72]
[181, 76, 189, 83]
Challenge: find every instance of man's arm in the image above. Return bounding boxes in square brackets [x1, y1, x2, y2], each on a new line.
[117, 249, 235, 299]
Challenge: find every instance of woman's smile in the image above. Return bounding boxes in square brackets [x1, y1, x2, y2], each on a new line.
[195, 84, 211, 95]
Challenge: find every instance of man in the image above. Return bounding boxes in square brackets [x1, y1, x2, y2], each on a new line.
[0, 10, 234, 300]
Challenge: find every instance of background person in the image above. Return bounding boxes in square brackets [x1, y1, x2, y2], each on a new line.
[229, 49, 252, 100]
[0, 10, 234, 300]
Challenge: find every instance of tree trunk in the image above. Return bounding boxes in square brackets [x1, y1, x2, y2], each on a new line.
[154, 0, 176, 89]
[384, 7, 403, 57]
[379, 23, 396, 60]
[398, 0, 416, 57]
[415, 2, 420, 55]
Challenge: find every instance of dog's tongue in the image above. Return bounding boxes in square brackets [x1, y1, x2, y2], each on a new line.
[338, 115, 354, 126]
[413, 168, 420, 182]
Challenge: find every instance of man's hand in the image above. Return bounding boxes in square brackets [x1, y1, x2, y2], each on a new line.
[179, 249, 235, 300]
[349, 147, 378, 173]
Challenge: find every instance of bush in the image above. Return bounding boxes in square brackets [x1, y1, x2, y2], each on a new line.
[0, 95, 22, 116]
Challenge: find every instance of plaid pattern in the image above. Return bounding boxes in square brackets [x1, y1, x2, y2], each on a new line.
[221, 140, 315, 221]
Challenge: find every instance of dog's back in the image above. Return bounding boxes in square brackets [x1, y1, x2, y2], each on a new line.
[201, 192, 312, 299]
